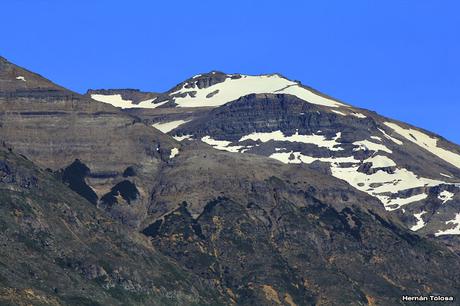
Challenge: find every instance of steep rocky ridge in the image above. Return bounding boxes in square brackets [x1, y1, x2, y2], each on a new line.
[0, 56, 178, 227]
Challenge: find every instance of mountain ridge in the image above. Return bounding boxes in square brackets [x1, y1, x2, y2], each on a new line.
[2, 57, 460, 305]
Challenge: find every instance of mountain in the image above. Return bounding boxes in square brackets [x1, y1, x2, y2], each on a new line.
[2, 58, 460, 305]
[119, 72, 460, 247]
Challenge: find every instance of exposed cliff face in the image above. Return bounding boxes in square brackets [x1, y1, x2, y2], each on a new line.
[0, 145, 225, 306]
[0, 57, 178, 228]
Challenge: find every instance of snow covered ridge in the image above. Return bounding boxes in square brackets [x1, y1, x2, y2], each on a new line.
[167, 74, 347, 108]
[384, 122, 460, 169]
[90, 73, 371, 114]
[91, 94, 165, 109]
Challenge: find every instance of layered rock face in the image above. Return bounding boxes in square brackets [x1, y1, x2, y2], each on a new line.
[0, 57, 178, 227]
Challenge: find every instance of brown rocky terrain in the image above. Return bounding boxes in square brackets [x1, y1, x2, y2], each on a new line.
[0, 144, 225, 305]
[0, 56, 178, 228]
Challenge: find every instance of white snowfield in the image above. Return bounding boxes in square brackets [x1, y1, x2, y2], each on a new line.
[435, 213, 460, 236]
[384, 122, 460, 169]
[239, 130, 344, 151]
[152, 119, 190, 133]
[411, 211, 427, 231]
[170, 74, 346, 108]
[330, 164, 441, 210]
[16, 76, 26, 81]
[200, 129, 453, 212]
[91, 94, 164, 109]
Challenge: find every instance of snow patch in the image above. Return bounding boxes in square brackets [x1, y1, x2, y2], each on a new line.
[240, 130, 343, 151]
[266, 148, 435, 210]
[435, 213, 460, 236]
[440, 173, 453, 178]
[351, 112, 367, 118]
[438, 190, 454, 204]
[169, 148, 179, 159]
[91, 94, 134, 108]
[173, 134, 193, 141]
[201, 136, 243, 153]
[330, 165, 441, 210]
[152, 120, 190, 133]
[91, 94, 164, 109]
[410, 211, 427, 231]
[385, 122, 460, 169]
[16, 76, 26, 82]
[331, 110, 346, 116]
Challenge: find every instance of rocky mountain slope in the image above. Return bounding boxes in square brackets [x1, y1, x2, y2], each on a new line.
[104, 71, 460, 248]
[141, 141, 460, 305]
[0, 143, 224, 305]
[2, 58, 460, 305]
[0, 56, 178, 228]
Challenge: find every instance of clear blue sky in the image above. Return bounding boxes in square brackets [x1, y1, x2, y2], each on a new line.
[1, 1, 459, 144]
